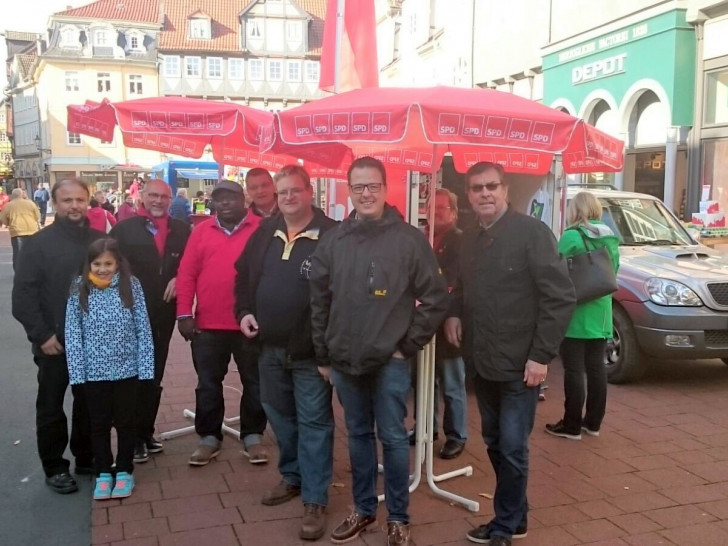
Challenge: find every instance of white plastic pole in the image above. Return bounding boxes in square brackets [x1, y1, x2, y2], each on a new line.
[334, 0, 345, 94]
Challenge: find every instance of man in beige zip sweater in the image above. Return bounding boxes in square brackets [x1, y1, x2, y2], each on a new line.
[0, 188, 40, 270]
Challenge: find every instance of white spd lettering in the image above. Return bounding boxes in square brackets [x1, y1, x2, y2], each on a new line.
[334, 125, 347, 132]
[132, 120, 147, 127]
[297, 127, 311, 136]
[439, 125, 456, 134]
[532, 134, 550, 143]
[170, 121, 185, 128]
[404, 157, 416, 165]
[510, 131, 526, 140]
[486, 128, 503, 137]
[208, 122, 222, 129]
[353, 124, 367, 132]
[463, 127, 480, 135]
[373, 125, 388, 133]
[189, 122, 203, 128]
[152, 121, 166, 127]
[315, 126, 328, 133]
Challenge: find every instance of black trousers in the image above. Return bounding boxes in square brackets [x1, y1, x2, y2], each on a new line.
[560, 337, 608, 432]
[34, 354, 92, 477]
[37, 202, 48, 225]
[85, 377, 138, 475]
[135, 312, 175, 442]
[191, 330, 266, 442]
[10, 235, 31, 271]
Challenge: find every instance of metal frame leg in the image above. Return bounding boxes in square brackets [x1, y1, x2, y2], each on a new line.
[159, 385, 242, 441]
[377, 341, 479, 512]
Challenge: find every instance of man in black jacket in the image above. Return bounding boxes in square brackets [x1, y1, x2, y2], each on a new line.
[445, 162, 575, 546]
[12, 178, 104, 494]
[310, 157, 449, 546]
[236, 165, 337, 542]
[111, 179, 190, 462]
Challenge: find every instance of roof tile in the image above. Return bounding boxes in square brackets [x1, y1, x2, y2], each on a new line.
[55, 0, 161, 24]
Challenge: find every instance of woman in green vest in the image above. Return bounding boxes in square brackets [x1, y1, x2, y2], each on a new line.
[546, 191, 620, 440]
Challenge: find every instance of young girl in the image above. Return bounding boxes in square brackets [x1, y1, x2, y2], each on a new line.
[65, 238, 155, 500]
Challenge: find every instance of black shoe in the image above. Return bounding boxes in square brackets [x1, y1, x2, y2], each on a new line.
[545, 421, 581, 440]
[466, 523, 527, 543]
[146, 437, 164, 454]
[133, 441, 150, 463]
[439, 439, 465, 459]
[408, 427, 438, 446]
[45, 473, 79, 494]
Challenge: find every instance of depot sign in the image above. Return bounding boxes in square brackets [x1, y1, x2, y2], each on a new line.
[572, 53, 627, 85]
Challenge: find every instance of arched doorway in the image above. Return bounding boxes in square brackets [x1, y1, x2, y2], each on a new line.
[584, 99, 618, 187]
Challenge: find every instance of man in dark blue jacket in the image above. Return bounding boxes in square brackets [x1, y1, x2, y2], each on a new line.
[13, 178, 104, 494]
[236, 165, 336, 542]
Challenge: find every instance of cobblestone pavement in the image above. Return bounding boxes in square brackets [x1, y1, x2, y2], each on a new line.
[6, 224, 728, 545]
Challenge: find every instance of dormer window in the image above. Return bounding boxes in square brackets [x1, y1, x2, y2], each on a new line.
[125, 30, 145, 52]
[94, 30, 111, 46]
[189, 17, 211, 40]
[60, 26, 80, 48]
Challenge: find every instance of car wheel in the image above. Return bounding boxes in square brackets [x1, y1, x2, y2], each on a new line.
[605, 305, 648, 384]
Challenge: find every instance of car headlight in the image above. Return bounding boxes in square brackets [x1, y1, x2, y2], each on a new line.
[645, 278, 703, 306]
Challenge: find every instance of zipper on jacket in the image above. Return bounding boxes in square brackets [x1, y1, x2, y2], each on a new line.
[368, 261, 375, 295]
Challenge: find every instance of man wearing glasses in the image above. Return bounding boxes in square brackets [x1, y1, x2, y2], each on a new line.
[235, 165, 337, 541]
[310, 156, 449, 546]
[445, 162, 575, 546]
[111, 179, 191, 463]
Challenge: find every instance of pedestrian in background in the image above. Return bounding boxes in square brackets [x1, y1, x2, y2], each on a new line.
[12, 178, 104, 494]
[176, 181, 267, 467]
[236, 165, 337, 541]
[170, 188, 192, 225]
[116, 192, 137, 222]
[111, 179, 190, 463]
[33, 182, 51, 226]
[87, 198, 117, 233]
[546, 192, 619, 441]
[65, 238, 154, 500]
[94, 190, 116, 216]
[445, 162, 575, 546]
[310, 156, 449, 546]
[0, 188, 40, 270]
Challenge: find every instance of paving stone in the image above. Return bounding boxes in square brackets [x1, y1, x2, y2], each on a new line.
[608, 513, 663, 534]
[167, 507, 242, 533]
[643, 504, 717, 528]
[158, 526, 238, 546]
[561, 518, 626, 543]
[108, 503, 153, 524]
[659, 522, 728, 546]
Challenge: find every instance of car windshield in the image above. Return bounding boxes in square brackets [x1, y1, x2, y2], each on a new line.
[598, 197, 695, 246]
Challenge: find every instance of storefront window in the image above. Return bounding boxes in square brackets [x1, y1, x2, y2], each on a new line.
[80, 171, 118, 195]
[633, 151, 665, 200]
[705, 69, 728, 126]
[53, 171, 76, 186]
[703, 139, 728, 211]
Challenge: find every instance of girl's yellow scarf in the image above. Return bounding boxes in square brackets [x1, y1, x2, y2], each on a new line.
[88, 272, 112, 289]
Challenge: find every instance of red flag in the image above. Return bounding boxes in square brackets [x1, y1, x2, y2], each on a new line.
[319, 0, 379, 93]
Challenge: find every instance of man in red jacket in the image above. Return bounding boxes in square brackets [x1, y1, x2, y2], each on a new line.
[176, 180, 268, 466]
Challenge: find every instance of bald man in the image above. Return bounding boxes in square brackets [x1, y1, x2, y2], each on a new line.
[111, 179, 191, 463]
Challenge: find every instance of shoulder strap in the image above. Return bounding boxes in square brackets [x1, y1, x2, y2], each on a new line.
[574, 227, 594, 252]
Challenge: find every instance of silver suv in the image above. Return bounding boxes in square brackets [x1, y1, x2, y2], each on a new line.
[566, 187, 728, 383]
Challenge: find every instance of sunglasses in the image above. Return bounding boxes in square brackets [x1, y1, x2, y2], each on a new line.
[468, 182, 503, 193]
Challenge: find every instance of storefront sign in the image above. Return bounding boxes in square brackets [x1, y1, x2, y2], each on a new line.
[557, 24, 648, 65]
[572, 53, 627, 84]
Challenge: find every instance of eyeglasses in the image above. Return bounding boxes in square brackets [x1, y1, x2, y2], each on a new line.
[277, 188, 306, 198]
[468, 182, 502, 193]
[145, 192, 171, 201]
[349, 183, 383, 194]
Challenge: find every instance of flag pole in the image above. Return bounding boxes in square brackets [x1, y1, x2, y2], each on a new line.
[333, 0, 345, 93]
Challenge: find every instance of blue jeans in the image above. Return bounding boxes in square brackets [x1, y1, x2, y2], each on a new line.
[435, 357, 468, 442]
[331, 357, 411, 523]
[258, 346, 334, 506]
[474, 375, 538, 538]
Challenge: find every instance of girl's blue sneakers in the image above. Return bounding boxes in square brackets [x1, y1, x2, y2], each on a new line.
[111, 472, 134, 499]
[93, 473, 114, 500]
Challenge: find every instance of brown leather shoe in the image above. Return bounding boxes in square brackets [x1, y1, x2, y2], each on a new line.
[387, 521, 411, 545]
[261, 480, 301, 506]
[188, 444, 220, 466]
[299, 503, 326, 540]
[330, 512, 376, 544]
[243, 443, 269, 465]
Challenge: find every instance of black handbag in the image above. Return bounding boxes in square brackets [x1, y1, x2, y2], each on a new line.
[565, 228, 618, 304]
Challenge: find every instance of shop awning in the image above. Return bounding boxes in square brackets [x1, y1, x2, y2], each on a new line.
[176, 169, 219, 180]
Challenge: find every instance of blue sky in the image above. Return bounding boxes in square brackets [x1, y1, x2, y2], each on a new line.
[2, 0, 86, 89]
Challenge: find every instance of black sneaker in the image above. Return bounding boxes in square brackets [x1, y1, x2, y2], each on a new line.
[146, 437, 164, 454]
[408, 427, 438, 446]
[466, 523, 527, 543]
[45, 472, 79, 494]
[133, 441, 150, 463]
[545, 421, 581, 440]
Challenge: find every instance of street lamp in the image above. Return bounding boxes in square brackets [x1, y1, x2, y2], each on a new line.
[34, 134, 52, 154]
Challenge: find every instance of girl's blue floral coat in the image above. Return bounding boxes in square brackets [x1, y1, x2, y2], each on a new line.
[65, 274, 155, 385]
